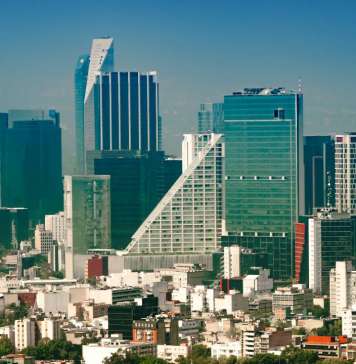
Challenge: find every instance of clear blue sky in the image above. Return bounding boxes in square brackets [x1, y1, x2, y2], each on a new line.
[1, 0, 356, 172]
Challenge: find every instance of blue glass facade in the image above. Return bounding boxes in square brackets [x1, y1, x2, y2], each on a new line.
[223, 88, 304, 279]
[74, 54, 89, 173]
[88, 72, 160, 155]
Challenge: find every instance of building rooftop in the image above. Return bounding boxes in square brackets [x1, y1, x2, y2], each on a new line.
[232, 87, 295, 96]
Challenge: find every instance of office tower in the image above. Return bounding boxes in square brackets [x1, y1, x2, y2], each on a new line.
[125, 133, 223, 255]
[87, 151, 181, 250]
[0, 113, 8, 207]
[222, 88, 304, 280]
[330, 261, 356, 317]
[309, 208, 353, 295]
[35, 224, 54, 255]
[197, 103, 223, 133]
[335, 133, 356, 214]
[7, 109, 60, 128]
[74, 54, 90, 173]
[64, 175, 111, 255]
[0, 207, 29, 249]
[85, 71, 161, 162]
[1, 118, 62, 224]
[304, 136, 335, 214]
[45, 211, 66, 243]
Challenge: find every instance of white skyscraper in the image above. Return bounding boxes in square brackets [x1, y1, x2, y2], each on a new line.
[45, 211, 66, 243]
[335, 133, 356, 214]
[125, 133, 224, 255]
[84, 37, 114, 103]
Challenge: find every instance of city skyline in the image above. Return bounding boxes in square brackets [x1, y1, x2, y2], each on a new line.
[1, 0, 356, 173]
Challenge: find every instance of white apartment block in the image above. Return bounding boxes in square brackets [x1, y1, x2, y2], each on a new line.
[243, 269, 273, 297]
[157, 345, 189, 363]
[39, 318, 61, 341]
[224, 246, 241, 279]
[330, 261, 356, 317]
[15, 318, 36, 351]
[45, 211, 66, 243]
[335, 133, 356, 214]
[34, 224, 54, 255]
[211, 341, 241, 359]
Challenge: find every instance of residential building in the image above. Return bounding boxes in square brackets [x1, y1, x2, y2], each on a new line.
[14, 318, 36, 351]
[87, 150, 181, 250]
[34, 224, 54, 255]
[214, 291, 249, 314]
[304, 136, 335, 214]
[157, 344, 189, 363]
[44, 211, 66, 244]
[330, 261, 356, 317]
[0, 117, 62, 224]
[89, 287, 142, 305]
[272, 285, 313, 315]
[309, 208, 353, 294]
[341, 306, 356, 339]
[85, 255, 108, 279]
[38, 318, 61, 341]
[224, 246, 254, 279]
[125, 133, 223, 255]
[82, 337, 156, 364]
[197, 102, 223, 133]
[211, 342, 241, 359]
[301, 336, 347, 359]
[335, 133, 356, 214]
[242, 268, 273, 297]
[36, 291, 69, 315]
[222, 88, 304, 279]
[74, 54, 90, 173]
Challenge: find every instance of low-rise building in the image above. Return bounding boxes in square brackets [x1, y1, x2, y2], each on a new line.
[157, 344, 189, 362]
[243, 268, 273, 297]
[301, 335, 348, 359]
[211, 341, 241, 359]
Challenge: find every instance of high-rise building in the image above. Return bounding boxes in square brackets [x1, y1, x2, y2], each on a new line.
[0, 208, 29, 249]
[35, 224, 54, 255]
[0, 118, 62, 224]
[125, 133, 223, 255]
[64, 175, 111, 255]
[304, 136, 335, 215]
[197, 103, 223, 133]
[222, 88, 304, 280]
[45, 211, 66, 244]
[74, 54, 90, 173]
[330, 261, 356, 317]
[335, 133, 356, 214]
[7, 109, 60, 128]
[87, 150, 181, 250]
[308, 208, 353, 295]
[84, 71, 161, 163]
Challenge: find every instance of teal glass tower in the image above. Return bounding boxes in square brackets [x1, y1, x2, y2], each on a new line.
[74, 54, 90, 173]
[223, 88, 304, 280]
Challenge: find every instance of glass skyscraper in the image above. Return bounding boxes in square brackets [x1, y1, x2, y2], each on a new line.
[223, 88, 304, 279]
[197, 103, 223, 133]
[74, 54, 90, 173]
[85, 71, 161, 158]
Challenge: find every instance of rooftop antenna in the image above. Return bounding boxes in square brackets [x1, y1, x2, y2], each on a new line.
[298, 77, 303, 94]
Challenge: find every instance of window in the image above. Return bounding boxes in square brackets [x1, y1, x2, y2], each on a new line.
[274, 108, 285, 119]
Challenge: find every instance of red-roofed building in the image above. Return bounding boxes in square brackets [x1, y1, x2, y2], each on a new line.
[302, 336, 349, 359]
[18, 292, 37, 307]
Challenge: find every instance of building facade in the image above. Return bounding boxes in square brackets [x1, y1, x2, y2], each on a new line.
[197, 103, 223, 134]
[222, 88, 304, 280]
[308, 208, 353, 294]
[44, 211, 66, 244]
[64, 175, 111, 255]
[304, 136, 335, 214]
[34, 224, 54, 255]
[125, 133, 223, 255]
[335, 133, 356, 214]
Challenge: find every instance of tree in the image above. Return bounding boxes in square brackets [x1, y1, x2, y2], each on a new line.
[317, 360, 353, 364]
[103, 353, 169, 364]
[0, 336, 14, 357]
[308, 305, 328, 318]
[281, 347, 319, 364]
[242, 354, 286, 364]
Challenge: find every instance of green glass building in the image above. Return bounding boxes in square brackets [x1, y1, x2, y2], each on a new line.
[223, 88, 304, 279]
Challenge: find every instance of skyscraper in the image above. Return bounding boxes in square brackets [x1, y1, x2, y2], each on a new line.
[335, 133, 356, 214]
[84, 71, 161, 162]
[74, 54, 90, 173]
[64, 175, 111, 255]
[197, 103, 223, 133]
[7, 109, 60, 128]
[304, 136, 335, 215]
[125, 133, 223, 255]
[87, 150, 181, 250]
[81, 37, 114, 171]
[308, 208, 353, 295]
[1, 117, 62, 224]
[222, 88, 304, 280]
